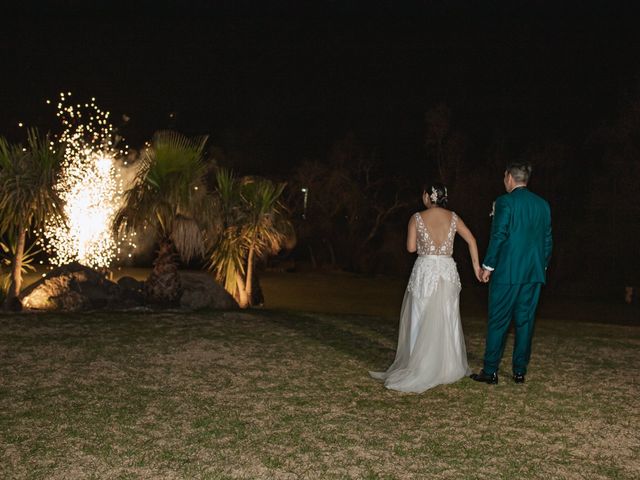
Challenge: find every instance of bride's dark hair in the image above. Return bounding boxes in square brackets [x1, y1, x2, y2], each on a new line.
[423, 181, 448, 207]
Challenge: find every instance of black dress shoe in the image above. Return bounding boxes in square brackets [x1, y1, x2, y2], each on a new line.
[513, 373, 525, 384]
[470, 370, 498, 384]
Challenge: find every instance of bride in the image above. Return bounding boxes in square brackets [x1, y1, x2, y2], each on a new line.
[370, 183, 481, 393]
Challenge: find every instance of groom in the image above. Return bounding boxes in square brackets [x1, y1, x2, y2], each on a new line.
[471, 162, 552, 384]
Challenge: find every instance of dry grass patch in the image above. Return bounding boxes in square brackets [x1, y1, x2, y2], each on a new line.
[0, 309, 638, 479]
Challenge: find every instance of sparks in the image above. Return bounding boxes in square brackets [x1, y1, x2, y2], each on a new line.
[40, 93, 135, 269]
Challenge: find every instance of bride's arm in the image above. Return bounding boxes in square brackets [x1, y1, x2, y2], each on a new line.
[406, 215, 417, 253]
[456, 217, 482, 281]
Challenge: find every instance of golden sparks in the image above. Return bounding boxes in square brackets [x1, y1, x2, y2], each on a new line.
[39, 93, 135, 269]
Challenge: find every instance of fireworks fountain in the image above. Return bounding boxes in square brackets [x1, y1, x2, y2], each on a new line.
[39, 93, 136, 269]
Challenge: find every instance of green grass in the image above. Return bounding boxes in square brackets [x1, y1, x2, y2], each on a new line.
[1, 272, 639, 478]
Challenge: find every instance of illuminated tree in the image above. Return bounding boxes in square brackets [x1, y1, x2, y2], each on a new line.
[114, 131, 214, 304]
[209, 169, 293, 308]
[0, 130, 63, 309]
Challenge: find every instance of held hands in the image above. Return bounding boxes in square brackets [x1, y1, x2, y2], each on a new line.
[474, 265, 491, 283]
[473, 264, 483, 282]
[480, 269, 492, 283]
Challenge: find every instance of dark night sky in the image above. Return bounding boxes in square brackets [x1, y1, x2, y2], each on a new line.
[2, 1, 640, 174]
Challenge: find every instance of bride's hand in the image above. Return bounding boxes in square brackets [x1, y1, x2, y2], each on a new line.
[474, 265, 483, 282]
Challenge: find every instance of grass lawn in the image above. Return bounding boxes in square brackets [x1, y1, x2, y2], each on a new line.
[1, 272, 639, 479]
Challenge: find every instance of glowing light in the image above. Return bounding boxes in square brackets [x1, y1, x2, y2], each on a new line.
[40, 94, 136, 269]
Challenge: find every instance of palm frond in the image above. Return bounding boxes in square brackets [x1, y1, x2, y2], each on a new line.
[208, 174, 294, 298]
[170, 214, 205, 263]
[0, 233, 41, 293]
[239, 177, 291, 258]
[207, 226, 247, 295]
[0, 233, 40, 272]
[114, 130, 216, 263]
[0, 130, 63, 236]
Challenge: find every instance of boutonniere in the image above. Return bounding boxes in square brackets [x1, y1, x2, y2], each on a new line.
[489, 201, 496, 217]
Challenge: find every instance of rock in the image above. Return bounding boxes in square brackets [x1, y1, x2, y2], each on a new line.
[178, 271, 238, 310]
[58, 290, 90, 311]
[117, 276, 146, 304]
[19, 264, 236, 312]
[19, 262, 143, 311]
[117, 276, 144, 291]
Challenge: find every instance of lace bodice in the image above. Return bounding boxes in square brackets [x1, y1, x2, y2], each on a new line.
[415, 211, 457, 256]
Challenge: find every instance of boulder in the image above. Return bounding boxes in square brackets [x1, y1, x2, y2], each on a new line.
[20, 263, 143, 311]
[19, 265, 236, 312]
[178, 271, 238, 310]
[117, 275, 144, 291]
[117, 276, 146, 304]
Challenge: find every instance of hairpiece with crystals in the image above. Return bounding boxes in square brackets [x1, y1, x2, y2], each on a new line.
[430, 187, 439, 203]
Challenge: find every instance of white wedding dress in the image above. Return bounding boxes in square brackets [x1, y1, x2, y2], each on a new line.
[370, 212, 470, 393]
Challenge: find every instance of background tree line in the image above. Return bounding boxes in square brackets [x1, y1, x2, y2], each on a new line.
[280, 95, 640, 299]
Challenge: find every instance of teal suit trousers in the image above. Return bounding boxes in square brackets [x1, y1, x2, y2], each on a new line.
[484, 282, 542, 375]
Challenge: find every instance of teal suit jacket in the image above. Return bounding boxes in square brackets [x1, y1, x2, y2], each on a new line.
[483, 187, 552, 285]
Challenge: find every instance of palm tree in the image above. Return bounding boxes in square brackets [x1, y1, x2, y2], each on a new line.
[0, 130, 63, 309]
[209, 169, 294, 308]
[207, 169, 247, 304]
[114, 131, 215, 304]
[0, 233, 39, 296]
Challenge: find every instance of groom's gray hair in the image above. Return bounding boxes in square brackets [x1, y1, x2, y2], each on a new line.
[506, 161, 532, 183]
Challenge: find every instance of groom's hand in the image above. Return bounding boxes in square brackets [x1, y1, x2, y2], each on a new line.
[481, 269, 492, 283]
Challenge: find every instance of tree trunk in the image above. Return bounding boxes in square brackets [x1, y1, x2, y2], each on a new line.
[245, 243, 255, 306]
[236, 275, 249, 309]
[250, 269, 264, 306]
[146, 238, 182, 305]
[4, 226, 26, 311]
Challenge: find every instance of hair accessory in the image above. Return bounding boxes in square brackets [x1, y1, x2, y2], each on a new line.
[430, 187, 438, 203]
